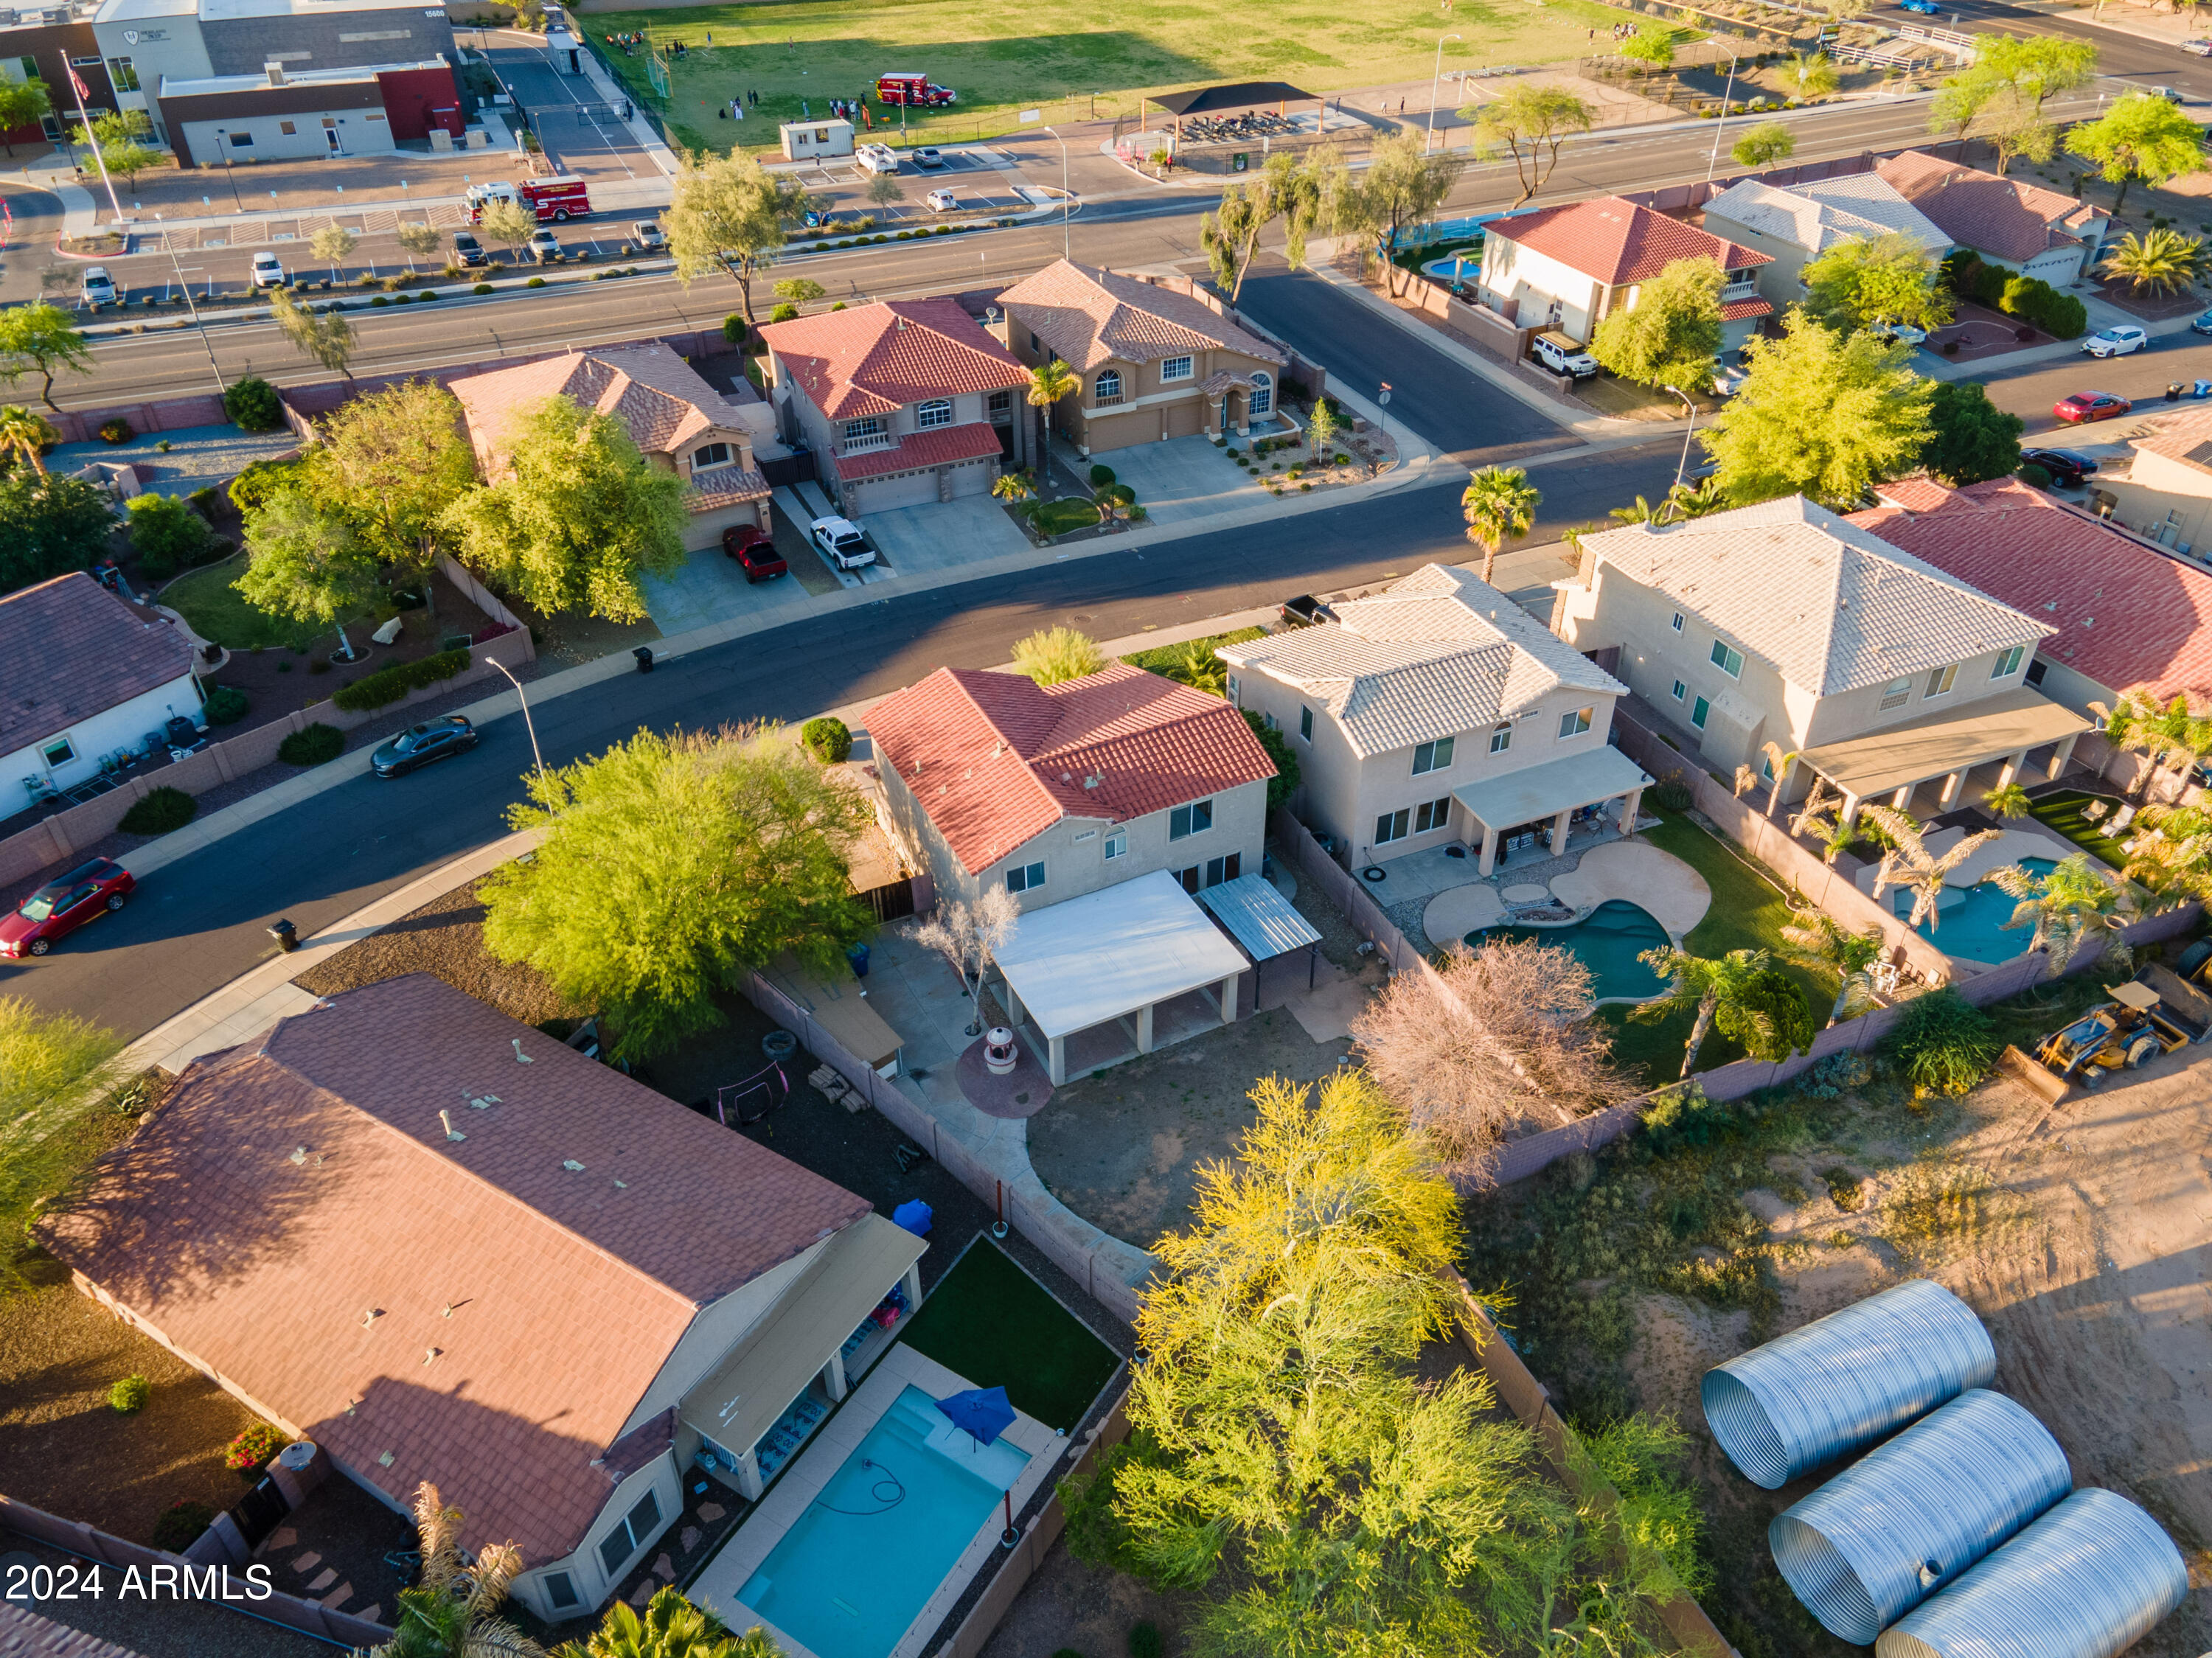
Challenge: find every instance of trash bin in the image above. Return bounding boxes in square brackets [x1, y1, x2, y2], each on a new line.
[846, 941, 871, 978]
[633, 646, 655, 672]
[2169, 383, 2185, 403]
[268, 919, 299, 953]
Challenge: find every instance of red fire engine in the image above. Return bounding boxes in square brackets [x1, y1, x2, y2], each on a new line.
[875, 72, 956, 107]
[467, 176, 594, 223]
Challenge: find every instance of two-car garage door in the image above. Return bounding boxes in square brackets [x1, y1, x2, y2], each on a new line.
[848, 469, 939, 515]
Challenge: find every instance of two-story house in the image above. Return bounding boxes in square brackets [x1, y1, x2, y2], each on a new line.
[995, 260, 1290, 453]
[1877, 149, 2109, 286]
[1701, 173, 1950, 316]
[759, 299, 1033, 516]
[448, 343, 773, 551]
[1554, 496, 2087, 824]
[1219, 564, 1647, 876]
[1477, 196, 1774, 354]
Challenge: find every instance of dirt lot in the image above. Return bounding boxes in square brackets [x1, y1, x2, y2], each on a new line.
[292, 876, 587, 1025]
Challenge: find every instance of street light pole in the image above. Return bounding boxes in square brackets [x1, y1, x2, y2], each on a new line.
[1703, 49, 1742, 183]
[153, 213, 226, 395]
[487, 657, 549, 796]
[1663, 383, 1697, 492]
[1427, 33, 1463, 153]
[1046, 125, 1070, 260]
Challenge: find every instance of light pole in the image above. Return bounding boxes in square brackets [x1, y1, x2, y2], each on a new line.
[1020, 110, 1071, 259]
[1663, 383, 1697, 493]
[1427, 33, 1463, 152]
[487, 657, 549, 796]
[1703, 49, 1742, 183]
[154, 213, 226, 394]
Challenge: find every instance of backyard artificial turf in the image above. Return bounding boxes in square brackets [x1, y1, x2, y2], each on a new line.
[2025, 789, 2129, 867]
[896, 1238, 1120, 1432]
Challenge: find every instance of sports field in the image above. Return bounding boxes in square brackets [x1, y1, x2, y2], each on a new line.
[581, 0, 1627, 154]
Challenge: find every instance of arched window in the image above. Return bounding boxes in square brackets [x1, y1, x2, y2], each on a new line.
[1094, 369, 1123, 404]
[691, 442, 731, 470]
[915, 398, 952, 429]
[1248, 371, 1273, 417]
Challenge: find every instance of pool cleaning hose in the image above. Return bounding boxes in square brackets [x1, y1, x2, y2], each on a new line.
[813, 1457, 907, 1516]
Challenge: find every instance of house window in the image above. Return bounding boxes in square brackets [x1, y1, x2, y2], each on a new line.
[105, 56, 137, 91]
[1093, 369, 1122, 405]
[1006, 860, 1046, 893]
[229, 130, 254, 148]
[1414, 796, 1451, 834]
[842, 416, 885, 442]
[1177, 852, 1242, 893]
[1670, 611, 1684, 633]
[1225, 672, 1240, 705]
[1761, 754, 1777, 781]
[989, 389, 1012, 413]
[1924, 663, 1957, 697]
[1558, 707, 1593, 739]
[1671, 679, 1687, 703]
[1489, 722, 1512, 754]
[1374, 807, 1411, 845]
[692, 442, 731, 470]
[544, 1573, 579, 1611]
[1880, 676, 1912, 710]
[1412, 735, 1454, 775]
[279, 120, 297, 135]
[1103, 830, 1126, 861]
[1169, 798, 1213, 840]
[916, 398, 952, 430]
[2025, 658, 2048, 687]
[1248, 372, 1273, 416]
[1160, 355, 1194, 383]
[40, 736, 74, 768]
[596, 1490, 662, 1580]
[1298, 705, 1313, 742]
[1691, 696, 1711, 730]
[1709, 639, 1745, 679]
[1992, 645, 2025, 678]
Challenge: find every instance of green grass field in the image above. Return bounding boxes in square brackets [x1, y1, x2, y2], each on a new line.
[159, 553, 372, 652]
[583, 0, 1625, 154]
[897, 1239, 1121, 1430]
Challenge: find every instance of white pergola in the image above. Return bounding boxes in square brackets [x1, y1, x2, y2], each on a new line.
[1451, 745, 1653, 875]
[994, 870, 1251, 1084]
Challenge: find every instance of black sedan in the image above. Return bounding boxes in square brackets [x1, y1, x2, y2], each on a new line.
[2021, 447, 2100, 487]
[372, 715, 479, 779]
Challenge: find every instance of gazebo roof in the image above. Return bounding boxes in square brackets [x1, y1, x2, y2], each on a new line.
[995, 870, 1249, 1039]
[1150, 81, 1316, 116]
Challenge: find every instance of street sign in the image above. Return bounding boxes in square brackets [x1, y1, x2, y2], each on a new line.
[1377, 383, 1393, 406]
[1232, 151, 1248, 171]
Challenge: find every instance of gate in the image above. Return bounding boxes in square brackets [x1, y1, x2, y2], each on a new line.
[229, 1475, 292, 1552]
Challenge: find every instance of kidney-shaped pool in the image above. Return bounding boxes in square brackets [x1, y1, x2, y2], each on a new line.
[1468, 899, 1672, 1001]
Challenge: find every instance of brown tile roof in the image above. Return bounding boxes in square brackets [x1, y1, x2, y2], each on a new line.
[838, 421, 1004, 480]
[1486, 196, 1770, 285]
[995, 260, 1287, 372]
[1876, 150, 2098, 265]
[0, 1605, 152, 1658]
[760, 299, 1031, 420]
[2129, 405, 2212, 473]
[866, 662, 1278, 874]
[36, 975, 866, 1567]
[0, 573, 198, 756]
[449, 343, 748, 470]
[688, 462, 771, 509]
[1855, 477, 2212, 714]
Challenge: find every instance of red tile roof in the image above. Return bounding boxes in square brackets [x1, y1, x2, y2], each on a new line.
[866, 662, 1278, 874]
[761, 299, 1031, 421]
[450, 343, 750, 471]
[1486, 196, 1770, 285]
[37, 975, 867, 1567]
[1720, 295, 1775, 320]
[1853, 478, 2212, 713]
[837, 421, 1004, 480]
[0, 574, 198, 756]
[1877, 150, 2100, 265]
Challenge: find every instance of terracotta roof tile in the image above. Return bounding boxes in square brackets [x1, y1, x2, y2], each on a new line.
[0, 574, 198, 756]
[836, 421, 1005, 479]
[1720, 295, 1775, 320]
[450, 343, 749, 470]
[687, 462, 771, 509]
[761, 299, 1031, 421]
[995, 260, 1287, 372]
[1876, 150, 2097, 265]
[1486, 196, 1770, 285]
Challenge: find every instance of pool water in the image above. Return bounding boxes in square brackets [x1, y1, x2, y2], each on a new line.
[739, 1386, 1029, 1658]
[1895, 857, 2058, 964]
[1469, 899, 1672, 1000]
[1422, 252, 1481, 280]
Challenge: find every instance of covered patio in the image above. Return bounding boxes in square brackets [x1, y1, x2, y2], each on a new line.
[1452, 745, 1653, 876]
[1784, 688, 2092, 826]
[994, 870, 1251, 1084]
[1197, 870, 1325, 1005]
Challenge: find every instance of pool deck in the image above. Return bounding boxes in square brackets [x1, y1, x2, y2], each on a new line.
[1418, 829, 1712, 950]
[1851, 821, 2084, 912]
[686, 1342, 1062, 1658]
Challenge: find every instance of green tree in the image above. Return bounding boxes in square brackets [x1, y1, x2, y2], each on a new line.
[0, 470, 114, 595]
[2100, 227, 2205, 296]
[1861, 806, 2001, 932]
[1790, 51, 1841, 98]
[2067, 91, 2207, 215]
[551, 1586, 779, 1658]
[667, 147, 810, 322]
[366, 1483, 540, 1658]
[234, 485, 381, 657]
[2089, 691, 2212, 801]
[1590, 254, 1723, 392]
[1927, 72, 1999, 157]
[306, 378, 479, 617]
[1701, 311, 1934, 509]
[1801, 231, 1952, 333]
[1306, 394, 1337, 456]
[1977, 33, 2098, 128]
[772, 276, 826, 308]
[481, 725, 874, 1060]
[268, 285, 356, 380]
[1200, 151, 1325, 299]
[308, 223, 356, 276]
[1334, 130, 1464, 293]
[1984, 781, 2033, 818]
[394, 221, 444, 263]
[1468, 83, 1594, 209]
[0, 996, 123, 1290]
[1989, 94, 2058, 178]
[439, 394, 686, 623]
[74, 109, 160, 187]
[0, 302, 91, 411]
[1241, 708, 1298, 808]
[1010, 624, 1103, 684]
[1632, 946, 1815, 1075]
[865, 171, 904, 215]
[1460, 464, 1540, 585]
[1989, 851, 2143, 972]
[123, 490, 212, 579]
[1778, 913, 1886, 1026]
[1620, 28, 1675, 76]
[1922, 380, 2024, 486]
[0, 403, 55, 477]
[1731, 121, 1795, 169]
[476, 198, 539, 257]
[0, 78, 52, 158]
[1026, 355, 1079, 447]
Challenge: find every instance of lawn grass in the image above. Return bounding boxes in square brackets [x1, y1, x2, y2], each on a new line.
[1028, 496, 1101, 537]
[1119, 625, 1264, 677]
[897, 1238, 1120, 1432]
[586, 0, 1625, 153]
[159, 552, 369, 652]
[2027, 788, 2130, 868]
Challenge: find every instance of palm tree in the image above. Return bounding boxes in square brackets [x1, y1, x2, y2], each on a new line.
[1983, 781, 2033, 819]
[990, 470, 1034, 504]
[1608, 493, 1665, 527]
[2119, 801, 2212, 900]
[1780, 913, 1887, 1025]
[1461, 465, 1540, 585]
[1759, 740, 1799, 816]
[2091, 692, 2212, 801]
[1862, 805, 2002, 933]
[1025, 356, 1079, 457]
[369, 1483, 540, 1658]
[1666, 476, 1731, 520]
[0, 404, 55, 478]
[1790, 778, 1863, 864]
[1632, 946, 1810, 1076]
[551, 1586, 779, 1658]
[1989, 851, 2144, 972]
[2098, 228, 2205, 297]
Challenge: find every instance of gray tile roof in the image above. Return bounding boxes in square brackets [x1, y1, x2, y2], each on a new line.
[1219, 564, 1624, 756]
[1579, 495, 2051, 696]
[0, 573, 198, 756]
[1705, 175, 1950, 258]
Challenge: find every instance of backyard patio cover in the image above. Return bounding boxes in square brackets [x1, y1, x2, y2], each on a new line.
[1197, 872, 1321, 960]
[995, 868, 1250, 1041]
[1451, 745, 1652, 833]
[1797, 687, 2089, 800]
[1150, 81, 1317, 116]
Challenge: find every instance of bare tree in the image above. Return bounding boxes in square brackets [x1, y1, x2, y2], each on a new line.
[910, 886, 1021, 1035]
[1350, 937, 1634, 1188]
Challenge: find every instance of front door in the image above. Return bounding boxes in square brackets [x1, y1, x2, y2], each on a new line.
[324, 121, 341, 153]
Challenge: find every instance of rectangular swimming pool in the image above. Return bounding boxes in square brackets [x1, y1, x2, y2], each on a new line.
[739, 1385, 1029, 1658]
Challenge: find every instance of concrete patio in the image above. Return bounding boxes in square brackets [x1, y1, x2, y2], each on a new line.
[1419, 833, 1714, 952]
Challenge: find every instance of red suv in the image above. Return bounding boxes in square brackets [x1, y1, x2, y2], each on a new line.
[1, 857, 135, 958]
[723, 524, 788, 583]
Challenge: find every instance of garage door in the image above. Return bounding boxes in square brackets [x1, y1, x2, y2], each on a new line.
[946, 459, 993, 499]
[850, 468, 936, 515]
[1164, 399, 1205, 439]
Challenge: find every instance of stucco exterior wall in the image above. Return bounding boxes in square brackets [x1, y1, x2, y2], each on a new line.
[1478, 235, 1606, 341]
[1001, 323, 1283, 453]
[1700, 210, 1811, 311]
[175, 99, 393, 164]
[765, 360, 1009, 515]
[2096, 450, 2212, 557]
[3, 669, 203, 795]
[510, 1452, 678, 1621]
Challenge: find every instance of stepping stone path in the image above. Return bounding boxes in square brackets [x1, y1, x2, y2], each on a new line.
[679, 1526, 701, 1553]
[307, 1568, 338, 1592]
[698, 1502, 725, 1522]
[319, 1581, 353, 1608]
[268, 1528, 298, 1550]
[291, 1553, 321, 1575]
[652, 1553, 675, 1582]
[627, 1581, 656, 1608]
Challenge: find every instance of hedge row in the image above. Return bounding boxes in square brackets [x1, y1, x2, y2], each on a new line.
[332, 647, 470, 712]
[1944, 251, 2087, 341]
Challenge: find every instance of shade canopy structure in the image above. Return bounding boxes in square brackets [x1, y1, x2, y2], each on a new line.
[1451, 745, 1652, 874]
[1797, 687, 2090, 805]
[1197, 872, 1321, 960]
[937, 1385, 1017, 1448]
[1149, 81, 1316, 117]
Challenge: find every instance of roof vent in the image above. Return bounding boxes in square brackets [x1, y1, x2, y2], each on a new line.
[264, 60, 285, 86]
[362, 1307, 382, 1327]
[289, 1145, 309, 1165]
[1084, 774, 1099, 788]
[378, 1451, 395, 1468]
[439, 1110, 465, 1142]
[422, 1348, 440, 1365]
[512, 1038, 533, 1065]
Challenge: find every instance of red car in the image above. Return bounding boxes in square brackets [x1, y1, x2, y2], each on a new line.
[0, 857, 135, 958]
[723, 523, 788, 583]
[2053, 391, 2132, 424]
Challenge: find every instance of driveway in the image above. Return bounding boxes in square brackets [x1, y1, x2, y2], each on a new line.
[861, 495, 1032, 574]
[1098, 437, 1276, 527]
[636, 543, 815, 634]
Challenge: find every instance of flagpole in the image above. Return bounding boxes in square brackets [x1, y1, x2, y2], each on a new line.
[68, 69, 128, 223]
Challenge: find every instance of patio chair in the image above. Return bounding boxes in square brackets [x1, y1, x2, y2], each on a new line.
[2110, 803, 2138, 835]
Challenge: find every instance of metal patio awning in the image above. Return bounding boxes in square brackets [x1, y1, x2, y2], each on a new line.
[1196, 873, 1321, 961]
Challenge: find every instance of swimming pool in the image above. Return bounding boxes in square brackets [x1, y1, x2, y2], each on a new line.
[738, 1386, 1029, 1658]
[1894, 857, 2058, 964]
[1469, 899, 1672, 1000]
[1422, 251, 1482, 281]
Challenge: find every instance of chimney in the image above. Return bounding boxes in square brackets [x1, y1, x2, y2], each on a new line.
[265, 60, 285, 86]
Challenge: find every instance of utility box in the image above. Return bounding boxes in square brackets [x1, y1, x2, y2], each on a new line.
[781, 118, 854, 160]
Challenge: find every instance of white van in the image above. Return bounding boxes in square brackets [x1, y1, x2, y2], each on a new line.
[856, 143, 900, 175]
[80, 266, 116, 305]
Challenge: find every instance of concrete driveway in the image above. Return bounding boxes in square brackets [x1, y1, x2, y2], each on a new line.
[861, 496, 1032, 574]
[636, 544, 814, 634]
[1099, 437, 1276, 528]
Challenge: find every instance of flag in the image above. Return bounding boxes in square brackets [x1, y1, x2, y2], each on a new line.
[68, 65, 90, 102]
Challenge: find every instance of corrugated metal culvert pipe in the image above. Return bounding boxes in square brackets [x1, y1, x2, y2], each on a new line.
[1874, 1487, 2189, 1658]
[1768, 1390, 2071, 1643]
[1701, 1279, 1997, 1489]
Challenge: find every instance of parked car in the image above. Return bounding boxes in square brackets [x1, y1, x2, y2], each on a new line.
[0, 857, 134, 958]
[809, 515, 877, 571]
[857, 143, 900, 175]
[2193, 307, 2212, 335]
[370, 715, 480, 779]
[452, 231, 487, 267]
[1899, 0, 1941, 13]
[1531, 330, 1599, 378]
[251, 251, 287, 288]
[2082, 324, 2149, 358]
[723, 523, 788, 582]
[80, 266, 116, 305]
[632, 219, 667, 250]
[914, 146, 947, 169]
[925, 188, 960, 212]
[1870, 318, 1929, 346]
[2186, 37, 2212, 55]
[2052, 390, 2132, 424]
[526, 229, 562, 264]
[1713, 361, 1751, 398]
[2020, 447, 2100, 486]
[2154, 85, 2184, 102]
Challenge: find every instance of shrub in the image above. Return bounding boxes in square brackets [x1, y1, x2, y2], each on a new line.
[97, 417, 133, 444]
[224, 1421, 287, 1475]
[1797, 1050, 1871, 1100]
[800, 715, 852, 763]
[332, 647, 469, 712]
[223, 376, 284, 431]
[109, 1374, 150, 1413]
[473, 282, 495, 296]
[1088, 463, 1116, 487]
[151, 1501, 216, 1552]
[279, 723, 344, 766]
[2018, 462, 2053, 490]
[1129, 1627, 1162, 1658]
[119, 787, 197, 836]
[201, 686, 248, 726]
[770, 302, 799, 321]
[125, 491, 213, 580]
[1655, 776, 1694, 811]
[525, 276, 546, 288]
[723, 313, 748, 346]
[229, 456, 302, 516]
[1883, 987, 1998, 1098]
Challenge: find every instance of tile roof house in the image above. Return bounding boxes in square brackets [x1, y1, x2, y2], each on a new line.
[36, 974, 925, 1624]
[996, 260, 1291, 455]
[1702, 174, 1950, 314]
[1221, 565, 1647, 874]
[1877, 150, 2110, 284]
[1855, 475, 2212, 720]
[1555, 496, 2086, 821]
[1, 572, 202, 803]
[1476, 195, 1775, 353]
[448, 344, 773, 551]
[866, 661, 1278, 910]
[759, 299, 1033, 516]
[2053, 405, 2212, 579]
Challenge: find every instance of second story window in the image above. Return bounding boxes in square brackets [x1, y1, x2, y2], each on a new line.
[1992, 645, 2025, 678]
[1169, 798, 1213, 840]
[1094, 369, 1123, 405]
[1161, 355, 1194, 384]
[1006, 860, 1046, 893]
[1880, 675, 1912, 710]
[916, 398, 953, 429]
[1558, 707, 1593, 739]
[1490, 722, 1512, 753]
[1412, 736, 1455, 775]
[1299, 706, 1313, 742]
[842, 416, 885, 443]
[1925, 663, 1957, 697]
[1670, 611, 1684, 633]
[1710, 639, 1744, 679]
[691, 442, 731, 470]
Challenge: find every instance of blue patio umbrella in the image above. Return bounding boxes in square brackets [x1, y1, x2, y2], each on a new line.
[936, 1385, 1015, 1449]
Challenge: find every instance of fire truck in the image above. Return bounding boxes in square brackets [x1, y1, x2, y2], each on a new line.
[875, 72, 956, 107]
[467, 176, 594, 223]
